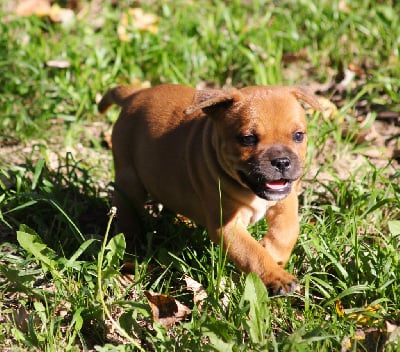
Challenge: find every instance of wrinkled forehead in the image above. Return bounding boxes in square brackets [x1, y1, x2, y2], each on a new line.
[237, 88, 307, 127]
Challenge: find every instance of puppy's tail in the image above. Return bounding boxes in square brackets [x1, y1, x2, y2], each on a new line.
[98, 86, 140, 113]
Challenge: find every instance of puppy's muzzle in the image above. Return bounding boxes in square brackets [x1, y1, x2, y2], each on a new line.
[238, 145, 303, 201]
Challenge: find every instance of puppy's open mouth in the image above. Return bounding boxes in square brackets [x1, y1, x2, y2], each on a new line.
[238, 171, 294, 201]
[265, 179, 290, 191]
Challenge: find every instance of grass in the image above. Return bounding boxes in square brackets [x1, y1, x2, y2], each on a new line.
[1, 0, 400, 350]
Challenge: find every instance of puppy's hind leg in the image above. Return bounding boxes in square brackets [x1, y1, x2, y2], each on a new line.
[113, 166, 147, 252]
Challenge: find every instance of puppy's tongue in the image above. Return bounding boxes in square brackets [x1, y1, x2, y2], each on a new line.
[266, 179, 287, 190]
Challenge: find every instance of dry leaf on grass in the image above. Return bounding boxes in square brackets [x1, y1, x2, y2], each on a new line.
[336, 300, 395, 351]
[341, 327, 389, 352]
[386, 321, 400, 344]
[11, 306, 41, 332]
[129, 78, 152, 90]
[312, 97, 339, 121]
[46, 60, 71, 68]
[184, 275, 208, 307]
[282, 48, 309, 64]
[117, 8, 159, 41]
[48, 4, 75, 26]
[16, 0, 51, 17]
[144, 290, 191, 328]
[15, 0, 75, 26]
[336, 300, 381, 325]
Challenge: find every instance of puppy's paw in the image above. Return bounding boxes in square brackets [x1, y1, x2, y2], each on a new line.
[265, 271, 299, 296]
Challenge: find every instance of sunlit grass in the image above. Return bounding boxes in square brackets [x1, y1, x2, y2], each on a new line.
[0, 0, 399, 350]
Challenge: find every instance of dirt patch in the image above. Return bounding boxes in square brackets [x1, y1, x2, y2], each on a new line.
[0, 121, 113, 182]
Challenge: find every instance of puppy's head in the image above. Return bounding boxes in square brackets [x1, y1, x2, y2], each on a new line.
[185, 86, 321, 201]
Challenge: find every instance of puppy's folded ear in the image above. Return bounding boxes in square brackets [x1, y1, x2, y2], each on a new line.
[291, 86, 322, 111]
[184, 89, 241, 115]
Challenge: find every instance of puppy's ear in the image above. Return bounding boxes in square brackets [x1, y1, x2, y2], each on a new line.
[184, 89, 241, 115]
[291, 86, 322, 111]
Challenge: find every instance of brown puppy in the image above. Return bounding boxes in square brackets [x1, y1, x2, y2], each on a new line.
[99, 84, 320, 294]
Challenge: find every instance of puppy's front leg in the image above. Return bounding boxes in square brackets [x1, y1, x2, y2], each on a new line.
[208, 220, 297, 294]
[260, 188, 300, 268]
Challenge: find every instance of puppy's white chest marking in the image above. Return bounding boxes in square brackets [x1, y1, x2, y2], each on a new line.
[249, 197, 274, 224]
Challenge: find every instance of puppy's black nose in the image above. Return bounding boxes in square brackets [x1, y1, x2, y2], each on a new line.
[271, 157, 291, 172]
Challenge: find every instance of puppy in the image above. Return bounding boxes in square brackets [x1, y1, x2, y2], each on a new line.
[99, 84, 320, 294]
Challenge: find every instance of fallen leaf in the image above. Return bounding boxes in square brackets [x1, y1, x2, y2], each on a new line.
[128, 8, 159, 33]
[335, 299, 345, 317]
[316, 97, 340, 121]
[338, 0, 351, 12]
[144, 290, 191, 328]
[15, 0, 75, 27]
[347, 305, 381, 326]
[341, 327, 387, 352]
[341, 336, 352, 351]
[282, 48, 309, 64]
[348, 63, 365, 77]
[16, 0, 51, 17]
[386, 321, 400, 344]
[46, 60, 71, 68]
[337, 68, 356, 90]
[336, 300, 381, 326]
[12, 306, 41, 332]
[217, 277, 232, 312]
[184, 275, 208, 307]
[117, 13, 130, 41]
[117, 8, 159, 41]
[49, 4, 75, 26]
[353, 329, 365, 341]
[377, 110, 400, 120]
[129, 78, 152, 90]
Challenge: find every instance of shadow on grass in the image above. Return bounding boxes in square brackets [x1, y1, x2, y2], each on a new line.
[0, 154, 209, 266]
[0, 155, 110, 256]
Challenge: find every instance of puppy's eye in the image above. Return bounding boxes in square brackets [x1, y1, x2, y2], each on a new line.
[293, 131, 305, 143]
[237, 134, 259, 147]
